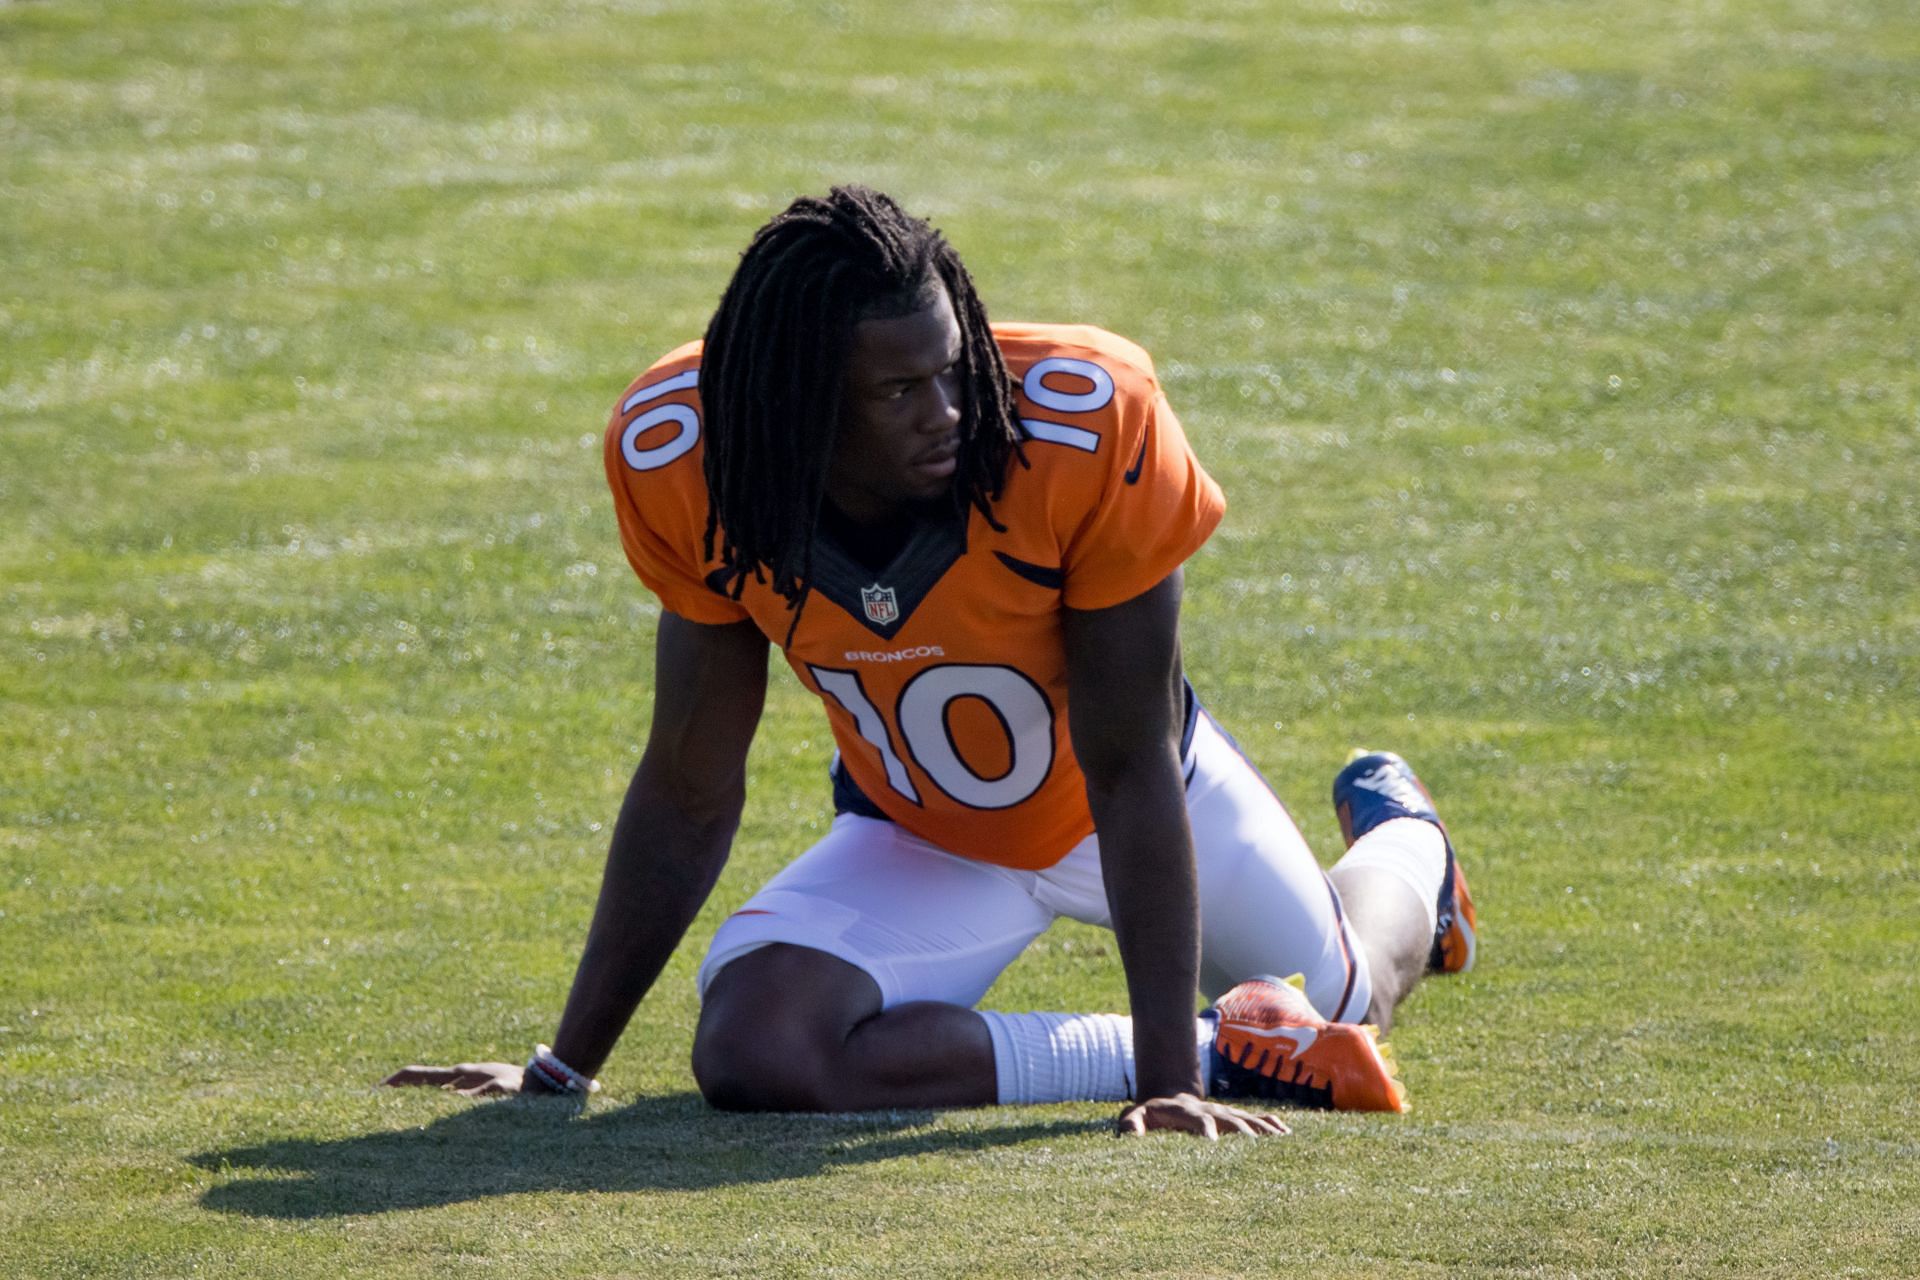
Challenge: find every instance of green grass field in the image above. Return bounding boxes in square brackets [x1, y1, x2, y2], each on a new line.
[4, 0, 1917, 1274]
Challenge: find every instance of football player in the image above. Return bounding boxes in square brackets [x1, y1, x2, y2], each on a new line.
[388, 186, 1475, 1139]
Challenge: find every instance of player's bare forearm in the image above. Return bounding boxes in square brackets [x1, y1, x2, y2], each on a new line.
[1064, 569, 1204, 1103]
[547, 611, 770, 1078]
[1082, 747, 1204, 1100]
[547, 762, 742, 1076]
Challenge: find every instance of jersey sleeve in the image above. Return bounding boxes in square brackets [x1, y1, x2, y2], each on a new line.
[1059, 379, 1225, 611]
[602, 364, 751, 626]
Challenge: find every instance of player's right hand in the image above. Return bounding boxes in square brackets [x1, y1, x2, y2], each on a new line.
[1117, 1092, 1291, 1140]
[382, 1062, 527, 1097]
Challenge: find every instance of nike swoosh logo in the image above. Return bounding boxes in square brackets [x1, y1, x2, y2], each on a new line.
[1123, 433, 1149, 484]
[1235, 1024, 1318, 1055]
[1352, 766, 1424, 808]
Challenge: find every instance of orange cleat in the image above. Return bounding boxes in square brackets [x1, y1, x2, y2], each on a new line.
[1207, 974, 1409, 1113]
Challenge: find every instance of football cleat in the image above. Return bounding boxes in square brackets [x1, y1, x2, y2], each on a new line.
[1333, 749, 1477, 974]
[1207, 974, 1409, 1113]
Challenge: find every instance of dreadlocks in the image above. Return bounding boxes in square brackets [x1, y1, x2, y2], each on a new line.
[699, 185, 1023, 630]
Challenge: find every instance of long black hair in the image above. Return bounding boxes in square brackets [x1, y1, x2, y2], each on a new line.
[699, 185, 1022, 626]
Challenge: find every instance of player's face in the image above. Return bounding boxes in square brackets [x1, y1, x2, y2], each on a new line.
[829, 282, 965, 525]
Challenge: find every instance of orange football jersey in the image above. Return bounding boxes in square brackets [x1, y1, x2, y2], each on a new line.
[603, 323, 1225, 871]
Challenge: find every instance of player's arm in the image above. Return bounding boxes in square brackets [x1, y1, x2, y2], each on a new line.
[1065, 572, 1280, 1138]
[386, 610, 769, 1096]
[1062, 570, 1206, 1107]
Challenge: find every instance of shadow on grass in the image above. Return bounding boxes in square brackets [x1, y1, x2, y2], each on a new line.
[192, 1092, 1103, 1218]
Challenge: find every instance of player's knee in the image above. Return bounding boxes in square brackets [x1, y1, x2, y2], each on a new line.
[690, 1016, 767, 1109]
[692, 985, 854, 1112]
[693, 943, 885, 1111]
[689, 1020, 757, 1111]
[692, 1004, 839, 1111]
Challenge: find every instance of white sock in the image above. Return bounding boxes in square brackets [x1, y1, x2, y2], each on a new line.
[979, 1011, 1134, 1104]
[979, 1011, 1222, 1104]
[1332, 816, 1447, 935]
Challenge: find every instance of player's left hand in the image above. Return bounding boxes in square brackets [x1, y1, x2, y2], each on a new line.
[1117, 1093, 1290, 1139]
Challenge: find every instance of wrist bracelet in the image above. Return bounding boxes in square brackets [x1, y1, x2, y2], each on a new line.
[524, 1043, 601, 1095]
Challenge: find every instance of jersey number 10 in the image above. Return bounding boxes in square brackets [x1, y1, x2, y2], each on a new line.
[808, 663, 1056, 811]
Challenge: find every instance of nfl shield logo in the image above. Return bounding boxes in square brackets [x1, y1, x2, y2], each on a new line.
[861, 583, 899, 625]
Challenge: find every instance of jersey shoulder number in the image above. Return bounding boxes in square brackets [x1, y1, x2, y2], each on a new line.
[611, 341, 706, 477]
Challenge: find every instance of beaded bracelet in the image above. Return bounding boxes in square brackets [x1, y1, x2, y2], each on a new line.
[523, 1043, 601, 1095]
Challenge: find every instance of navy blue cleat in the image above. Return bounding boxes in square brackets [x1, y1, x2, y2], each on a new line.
[1332, 750, 1477, 974]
